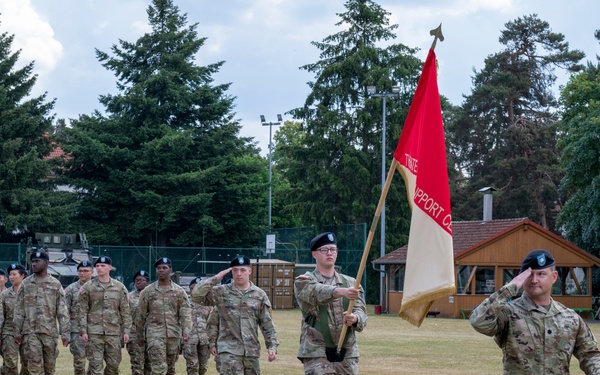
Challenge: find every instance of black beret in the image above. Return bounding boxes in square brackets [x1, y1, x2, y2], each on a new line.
[154, 257, 172, 268]
[520, 249, 555, 273]
[133, 270, 150, 281]
[31, 251, 50, 261]
[230, 256, 251, 268]
[7, 264, 26, 274]
[77, 260, 93, 269]
[310, 232, 337, 252]
[94, 256, 112, 266]
[189, 277, 202, 288]
[0, 269, 6, 276]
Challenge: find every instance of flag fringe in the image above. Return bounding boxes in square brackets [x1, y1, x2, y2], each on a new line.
[398, 285, 457, 327]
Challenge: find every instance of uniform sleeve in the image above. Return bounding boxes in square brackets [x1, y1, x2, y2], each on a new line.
[351, 281, 367, 332]
[13, 284, 25, 337]
[258, 294, 279, 353]
[178, 290, 192, 337]
[56, 285, 70, 339]
[573, 316, 600, 374]
[191, 276, 220, 306]
[78, 284, 90, 335]
[294, 273, 335, 317]
[0, 292, 5, 330]
[120, 285, 132, 335]
[206, 309, 219, 350]
[469, 283, 516, 338]
[136, 290, 148, 340]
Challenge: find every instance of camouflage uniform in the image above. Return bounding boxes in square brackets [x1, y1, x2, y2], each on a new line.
[127, 288, 150, 375]
[64, 280, 88, 374]
[13, 274, 70, 375]
[206, 307, 220, 372]
[470, 283, 600, 374]
[78, 277, 131, 375]
[183, 301, 213, 375]
[192, 275, 279, 375]
[136, 281, 191, 375]
[1, 287, 27, 375]
[294, 269, 367, 375]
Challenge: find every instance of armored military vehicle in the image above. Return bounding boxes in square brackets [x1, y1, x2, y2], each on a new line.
[27, 232, 94, 287]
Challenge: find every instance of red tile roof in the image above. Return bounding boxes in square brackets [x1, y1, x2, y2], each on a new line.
[373, 218, 526, 264]
[45, 146, 65, 159]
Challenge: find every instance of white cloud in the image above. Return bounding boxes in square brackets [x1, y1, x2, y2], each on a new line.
[0, 0, 62, 73]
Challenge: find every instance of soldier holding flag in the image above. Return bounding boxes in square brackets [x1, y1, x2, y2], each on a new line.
[294, 232, 367, 375]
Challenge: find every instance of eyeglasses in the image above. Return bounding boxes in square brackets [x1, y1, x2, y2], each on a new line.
[135, 278, 148, 283]
[317, 247, 338, 254]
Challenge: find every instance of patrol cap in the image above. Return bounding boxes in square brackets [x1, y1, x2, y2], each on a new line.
[189, 277, 202, 288]
[133, 270, 150, 281]
[520, 249, 555, 273]
[230, 256, 251, 268]
[7, 264, 26, 274]
[94, 256, 112, 266]
[30, 251, 50, 261]
[77, 260, 93, 269]
[154, 257, 172, 268]
[310, 232, 337, 252]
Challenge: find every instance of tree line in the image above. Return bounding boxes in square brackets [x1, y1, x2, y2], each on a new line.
[1, 0, 599, 302]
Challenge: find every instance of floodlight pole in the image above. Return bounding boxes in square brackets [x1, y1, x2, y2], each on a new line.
[261, 114, 283, 257]
[367, 86, 399, 309]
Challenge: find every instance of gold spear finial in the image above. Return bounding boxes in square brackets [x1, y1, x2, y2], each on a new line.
[429, 23, 444, 50]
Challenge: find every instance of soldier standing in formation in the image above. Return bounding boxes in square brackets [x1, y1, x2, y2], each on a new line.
[13, 251, 70, 375]
[78, 256, 131, 375]
[64, 260, 94, 374]
[192, 255, 278, 375]
[183, 277, 213, 375]
[136, 257, 191, 375]
[295, 232, 367, 375]
[1, 264, 28, 375]
[128, 269, 150, 375]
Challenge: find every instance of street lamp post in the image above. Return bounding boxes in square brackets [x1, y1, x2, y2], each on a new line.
[367, 85, 399, 309]
[260, 114, 283, 238]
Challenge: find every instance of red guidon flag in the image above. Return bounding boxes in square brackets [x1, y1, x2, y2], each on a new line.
[394, 49, 456, 327]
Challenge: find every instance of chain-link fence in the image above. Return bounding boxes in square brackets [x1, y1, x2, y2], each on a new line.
[0, 223, 368, 290]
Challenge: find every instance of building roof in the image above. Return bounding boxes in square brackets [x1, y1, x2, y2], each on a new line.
[373, 218, 526, 265]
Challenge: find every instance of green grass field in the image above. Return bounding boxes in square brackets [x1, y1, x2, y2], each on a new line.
[49, 305, 598, 374]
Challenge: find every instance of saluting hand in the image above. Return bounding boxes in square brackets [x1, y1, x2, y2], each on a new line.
[215, 268, 232, 282]
[511, 267, 531, 290]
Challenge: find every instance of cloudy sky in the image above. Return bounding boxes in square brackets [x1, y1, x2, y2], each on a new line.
[1, 0, 598, 155]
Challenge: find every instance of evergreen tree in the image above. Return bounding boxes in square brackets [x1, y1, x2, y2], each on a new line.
[447, 14, 583, 230]
[61, 0, 266, 247]
[0, 24, 74, 241]
[557, 30, 600, 255]
[277, 0, 423, 302]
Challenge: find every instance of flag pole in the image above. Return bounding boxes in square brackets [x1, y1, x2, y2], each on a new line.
[336, 158, 399, 353]
[336, 23, 444, 354]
